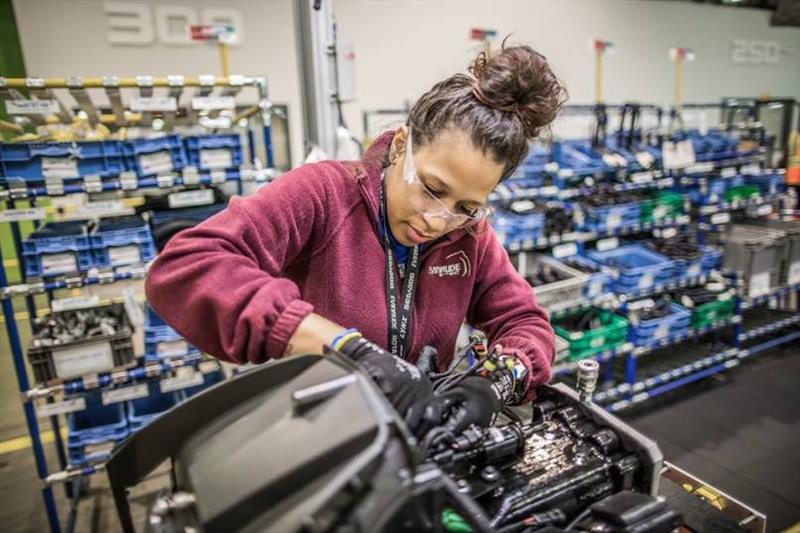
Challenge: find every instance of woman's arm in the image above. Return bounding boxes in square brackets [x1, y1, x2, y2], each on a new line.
[466, 230, 555, 401]
[145, 163, 350, 364]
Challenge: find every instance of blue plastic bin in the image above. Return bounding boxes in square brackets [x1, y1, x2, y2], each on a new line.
[144, 305, 196, 360]
[744, 171, 784, 196]
[0, 140, 126, 183]
[123, 135, 187, 177]
[66, 392, 128, 465]
[627, 303, 691, 349]
[492, 206, 545, 246]
[587, 245, 674, 294]
[561, 254, 613, 299]
[91, 215, 156, 267]
[127, 381, 183, 432]
[577, 201, 641, 233]
[22, 220, 95, 277]
[184, 133, 243, 171]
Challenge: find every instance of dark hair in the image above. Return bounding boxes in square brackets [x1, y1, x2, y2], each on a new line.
[408, 42, 567, 179]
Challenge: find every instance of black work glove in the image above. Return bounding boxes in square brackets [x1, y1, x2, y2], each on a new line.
[438, 375, 504, 434]
[339, 336, 442, 437]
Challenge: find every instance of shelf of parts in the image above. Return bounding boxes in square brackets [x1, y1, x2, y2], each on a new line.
[1, 264, 147, 300]
[551, 316, 738, 377]
[738, 313, 800, 343]
[1, 167, 274, 200]
[741, 283, 800, 309]
[504, 214, 692, 253]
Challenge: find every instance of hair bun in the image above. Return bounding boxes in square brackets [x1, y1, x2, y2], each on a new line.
[469, 44, 566, 138]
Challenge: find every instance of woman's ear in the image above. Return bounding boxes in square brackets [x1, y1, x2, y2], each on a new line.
[391, 125, 409, 159]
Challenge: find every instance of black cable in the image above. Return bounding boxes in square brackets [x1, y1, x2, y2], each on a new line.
[564, 507, 592, 531]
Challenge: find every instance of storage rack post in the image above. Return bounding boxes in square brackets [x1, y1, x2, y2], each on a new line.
[0, 74, 276, 533]
[0, 245, 62, 533]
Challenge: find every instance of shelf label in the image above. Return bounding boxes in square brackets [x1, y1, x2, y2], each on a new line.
[720, 167, 737, 178]
[200, 148, 233, 170]
[36, 397, 86, 418]
[53, 341, 115, 379]
[538, 185, 559, 196]
[41, 252, 77, 275]
[191, 96, 236, 110]
[710, 212, 731, 225]
[748, 271, 771, 298]
[6, 99, 60, 114]
[52, 295, 100, 312]
[631, 171, 654, 184]
[160, 370, 204, 393]
[788, 262, 800, 285]
[660, 227, 678, 239]
[756, 204, 773, 216]
[81, 200, 125, 217]
[596, 237, 619, 252]
[157, 339, 189, 357]
[685, 162, 714, 174]
[552, 242, 578, 259]
[139, 151, 174, 175]
[109, 245, 141, 266]
[130, 96, 178, 112]
[0, 207, 46, 222]
[210, 169, 227, 183]
[168, 189, 215, 209]
[740, 163, 761, 175]
[102, 383, 149, 405]
[42, 157, 79, 179]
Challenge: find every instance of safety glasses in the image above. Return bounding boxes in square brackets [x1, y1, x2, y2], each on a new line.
[401, 129, 493, 230]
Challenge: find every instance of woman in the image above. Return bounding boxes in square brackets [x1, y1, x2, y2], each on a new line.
[145, 44, 565, 436]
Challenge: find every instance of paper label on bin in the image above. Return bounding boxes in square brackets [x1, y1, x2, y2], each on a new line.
[590, 336, 605, 348]
[756, 204, 773, 216]
[654, 324, 670, 340]
[653, 206, 668, 220]
[41, 157, 79, 179]
[130, 97, 177, 112]
[638, 272, 655, 290]
[36, 397, 86, 418]
[662, 140, 696, 169]
[200, 148, 233, 170]
[53, 341, 115, 379]
[552, 242, 578, 259]
[687, 263, 701, 279]
[748, 272, 770, 298]
[596, 237, 619, 252]
[6, 99, 60, 114]
[0, 207, 47, 222]
[160, 370, 204, 393]
[52, 295, 100, 312]
[157, 339, 189, 356]
[741, 163, 761, 175]
[102, 383, 149, 405]
[606, 212, 622, 230]
[588, 282, 603, 297]
[711, 212, 730, 225]
[85, 441, 116, 457]
[631, 171, 654, 184]
[660, 227, 678, 239]
[168, 189, 215, 209]
[191, 96, 236, 110]
[109, 245, 141, 267]
[41, 252, 77, 275]
[787, 262, 800, 285]
[139, 151, 174, 175]
[122, 287, 144, 327]
[720, 167, 737, 179]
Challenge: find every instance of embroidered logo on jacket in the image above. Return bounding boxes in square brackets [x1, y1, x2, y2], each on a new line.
[428, 251, 471, 278]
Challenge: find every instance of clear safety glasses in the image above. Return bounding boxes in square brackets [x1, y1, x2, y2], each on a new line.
[401, 130, 493, 230]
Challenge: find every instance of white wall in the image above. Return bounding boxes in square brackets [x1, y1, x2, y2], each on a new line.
[334, 0, 800, 139]
[11, 0, 800, 163]
[11, 0, 303, 165]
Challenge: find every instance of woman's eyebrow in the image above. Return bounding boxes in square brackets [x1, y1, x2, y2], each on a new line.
[422, 172, 450, 192]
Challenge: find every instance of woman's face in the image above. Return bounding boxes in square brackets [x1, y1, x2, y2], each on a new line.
[385, 127, 504, 247]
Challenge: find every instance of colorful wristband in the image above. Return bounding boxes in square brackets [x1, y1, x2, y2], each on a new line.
[330, 328, 361, 352]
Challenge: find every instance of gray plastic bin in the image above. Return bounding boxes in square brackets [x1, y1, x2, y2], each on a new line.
[739, 220, 800, 286]
[723, 225, 785, 299]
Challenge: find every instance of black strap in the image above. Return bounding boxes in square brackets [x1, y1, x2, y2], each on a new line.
[380, 174, 420, 358]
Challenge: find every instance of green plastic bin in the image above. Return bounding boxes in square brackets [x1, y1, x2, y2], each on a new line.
[640, 191, 685, 224]
[553, 309, 629, 362]
[689, 296, 735, 330]
[723, 185, 759, 203]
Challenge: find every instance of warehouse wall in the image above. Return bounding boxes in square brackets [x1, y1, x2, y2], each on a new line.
[335, 0, 800, 139]
[10, 0, 303, 165]
[10, 0, 800, 164]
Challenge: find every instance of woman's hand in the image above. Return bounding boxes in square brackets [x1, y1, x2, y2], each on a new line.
[284, 313, 350, 356]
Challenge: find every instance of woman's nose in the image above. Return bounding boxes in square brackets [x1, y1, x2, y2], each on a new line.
[422, 213, 448, 235]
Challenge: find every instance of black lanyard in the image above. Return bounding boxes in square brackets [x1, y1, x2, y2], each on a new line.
[379, 174, 421, 358]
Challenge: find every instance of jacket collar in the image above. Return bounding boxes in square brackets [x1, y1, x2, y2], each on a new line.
[352, 129, 472, 245]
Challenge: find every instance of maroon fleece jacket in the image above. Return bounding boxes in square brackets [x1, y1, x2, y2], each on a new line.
[145, 131, 555, 397]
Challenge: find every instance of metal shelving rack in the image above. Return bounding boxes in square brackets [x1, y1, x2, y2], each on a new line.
[504, 102, 799, 413]
[0, 74, 276, 533]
